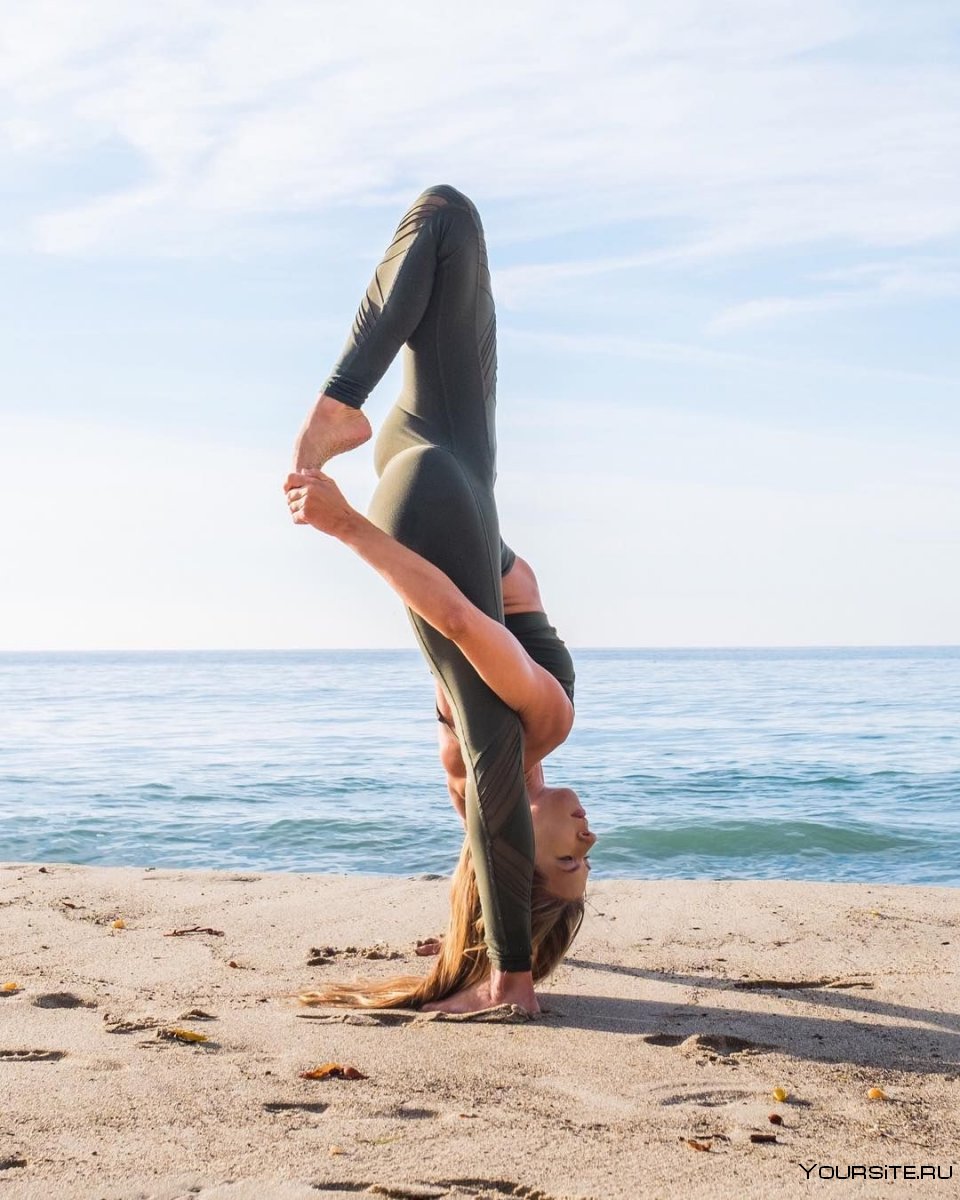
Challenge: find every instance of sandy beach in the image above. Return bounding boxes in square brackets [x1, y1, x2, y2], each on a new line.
[1, 862, 957, 1199]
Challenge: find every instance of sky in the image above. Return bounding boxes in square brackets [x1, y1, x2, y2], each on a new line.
[1, 0, 958, 650]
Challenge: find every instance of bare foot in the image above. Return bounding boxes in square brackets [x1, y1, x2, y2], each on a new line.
[293, 394, 372, 470]
[421, 970, 540, 1015]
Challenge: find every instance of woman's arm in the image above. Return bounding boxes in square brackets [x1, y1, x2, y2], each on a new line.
[285, 470, 573, 747]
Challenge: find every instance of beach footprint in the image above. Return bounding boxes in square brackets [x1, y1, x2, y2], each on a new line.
[418, 1004, 537, 1024]
[312, 1182, 556, 1200]
[311, 1187, 444, 1199]
[0, 1048, 66, 1062]
[307, 944, 404, 966]
[296, 1004, 537, 1025]
[32, 991, 96, 1009]
[643, 1032, 774, 1057]
[102, 1013, 162, 1033]
[434, 1180, 558, 1200]
[262, 1100, 329, 1114]
[655, 1085, 758, 1108]
[734, 975, 873, 991]
[296, 1009, 416, 1025]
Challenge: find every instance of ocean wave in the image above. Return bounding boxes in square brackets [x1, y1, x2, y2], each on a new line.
[597, 819, 922, 857]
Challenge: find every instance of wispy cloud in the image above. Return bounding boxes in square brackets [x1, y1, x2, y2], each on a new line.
[4, 3, 958, 650]
[495, 248, 688, 307]
[505, 328, 960, 388]
[709, 259, 960, 332]
[3, 1, 957, 265]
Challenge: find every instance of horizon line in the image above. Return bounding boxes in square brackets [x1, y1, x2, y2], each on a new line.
[1, 643, 958, 655]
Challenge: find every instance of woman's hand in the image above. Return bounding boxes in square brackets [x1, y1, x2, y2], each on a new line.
[283, 469, 357, 537]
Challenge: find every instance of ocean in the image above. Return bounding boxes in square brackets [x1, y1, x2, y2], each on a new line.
[1, 647, 958, 885]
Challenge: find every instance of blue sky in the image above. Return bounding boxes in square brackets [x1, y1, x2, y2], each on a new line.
[1, 0, 958, 649]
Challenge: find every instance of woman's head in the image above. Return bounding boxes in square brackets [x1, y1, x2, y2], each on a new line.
[529, 784, 597, 902]
[297, 839, 584, 1010]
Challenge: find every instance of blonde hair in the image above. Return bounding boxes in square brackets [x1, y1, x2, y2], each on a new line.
[298, 839, 584, 1009]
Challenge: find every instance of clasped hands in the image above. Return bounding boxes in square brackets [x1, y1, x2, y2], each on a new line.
[283, 470, 355, 537]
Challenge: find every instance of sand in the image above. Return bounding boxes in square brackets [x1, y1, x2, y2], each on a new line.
[1, 862, 957, 1199]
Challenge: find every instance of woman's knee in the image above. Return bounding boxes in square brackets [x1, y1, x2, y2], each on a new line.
[410, 186, 483, 249]
[416, 183, 472, 211]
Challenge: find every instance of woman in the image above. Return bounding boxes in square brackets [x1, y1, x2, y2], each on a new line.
[285, 186, 595, 1013]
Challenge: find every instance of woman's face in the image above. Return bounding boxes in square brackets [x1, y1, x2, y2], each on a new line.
[531, 786, 597, 900]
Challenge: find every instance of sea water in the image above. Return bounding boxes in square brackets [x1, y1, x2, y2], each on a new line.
[1, 647, 958, 885]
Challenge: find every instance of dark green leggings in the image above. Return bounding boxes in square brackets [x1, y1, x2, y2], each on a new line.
[322, 186, 565, 971]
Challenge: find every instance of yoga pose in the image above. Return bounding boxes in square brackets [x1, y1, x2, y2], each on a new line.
[285, 186, 595, 1013]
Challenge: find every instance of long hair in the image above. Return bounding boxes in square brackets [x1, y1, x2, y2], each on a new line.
[297, 839, 584, 1009]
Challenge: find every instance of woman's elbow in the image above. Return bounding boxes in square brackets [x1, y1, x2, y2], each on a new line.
[548, 697, 575, 749]
[557, 701, 575, 745]
[438, 596, 472, 642]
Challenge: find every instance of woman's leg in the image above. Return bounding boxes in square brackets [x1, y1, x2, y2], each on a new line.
[370, 445, 533, 972]
[318, 186, 535, 977]
[316, 186, 498, 486]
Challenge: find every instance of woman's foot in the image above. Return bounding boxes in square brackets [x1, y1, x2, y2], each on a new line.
[421, 969, 540, 1015]
[293, 394, 372, 470]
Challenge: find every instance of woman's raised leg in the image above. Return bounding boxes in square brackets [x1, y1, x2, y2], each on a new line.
[304, 187, 537, 990]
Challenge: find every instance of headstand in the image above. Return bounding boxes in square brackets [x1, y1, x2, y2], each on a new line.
[285, 186, 595, 1014]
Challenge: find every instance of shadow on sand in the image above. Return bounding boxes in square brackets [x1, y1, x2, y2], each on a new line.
[537, 956, 960, 1076]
